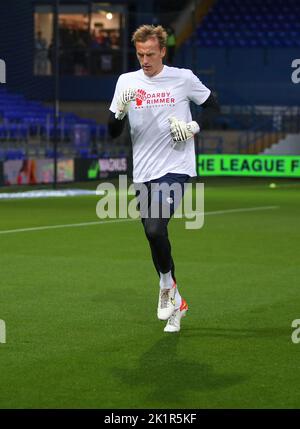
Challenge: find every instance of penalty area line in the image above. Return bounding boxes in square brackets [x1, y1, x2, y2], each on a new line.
[0, 205, 279, 235]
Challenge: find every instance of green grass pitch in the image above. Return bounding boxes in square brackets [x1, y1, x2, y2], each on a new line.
[0, 178, 299, 409]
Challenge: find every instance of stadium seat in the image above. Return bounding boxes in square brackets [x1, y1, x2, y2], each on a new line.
[195, 0, 299, 48]
[0, 89, 108, 158]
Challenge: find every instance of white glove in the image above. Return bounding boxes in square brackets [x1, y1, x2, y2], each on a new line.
[115, 88, 136, 120]
[169, 117, 200, 143]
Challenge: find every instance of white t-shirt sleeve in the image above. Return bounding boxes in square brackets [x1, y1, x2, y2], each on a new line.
[186, 70, 211, 105]
[109, 76, 123, 113]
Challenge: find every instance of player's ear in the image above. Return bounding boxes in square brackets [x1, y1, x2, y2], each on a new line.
[161, 47, 166, 59]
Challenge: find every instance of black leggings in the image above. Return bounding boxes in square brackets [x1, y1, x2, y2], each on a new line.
[141, 216, 176, 282]
[137, 173, 190, 282]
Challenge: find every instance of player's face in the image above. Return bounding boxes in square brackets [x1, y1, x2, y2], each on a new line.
[136, 37, 166, 77]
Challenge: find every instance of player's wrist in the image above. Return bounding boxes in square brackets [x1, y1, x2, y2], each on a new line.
[187, 121, 200, 135]
[115, 110, 126, 120]
[115, 88, 136, 120]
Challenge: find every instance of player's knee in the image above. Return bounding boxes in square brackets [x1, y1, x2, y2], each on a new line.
[143, 219, 166, 242]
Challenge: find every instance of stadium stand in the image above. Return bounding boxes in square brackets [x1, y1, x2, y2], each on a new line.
[171, 0, 300, 155]
[0, 86, 110, 161]
[262, 134, 300, 154]
[196, 0, 300, 48]
[0, 0, 299, 163]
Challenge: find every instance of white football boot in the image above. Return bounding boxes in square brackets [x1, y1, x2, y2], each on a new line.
[164, 298, 189, 333]
[157, 282, 177, 320]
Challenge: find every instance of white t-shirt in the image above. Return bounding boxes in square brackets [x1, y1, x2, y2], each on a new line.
[109, 65, 210, 183]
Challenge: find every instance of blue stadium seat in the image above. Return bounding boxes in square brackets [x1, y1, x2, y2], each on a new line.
[5, 149, 25, 160]
[196, 0, 299, 48]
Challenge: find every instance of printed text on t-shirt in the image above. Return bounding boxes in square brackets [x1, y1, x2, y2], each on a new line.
[135, 89, 176, 108]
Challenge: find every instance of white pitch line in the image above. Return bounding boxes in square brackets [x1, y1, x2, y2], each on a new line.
[199, 205, 279, 216]
[0, 206, 279, 235]
[0, 218, 137, 235]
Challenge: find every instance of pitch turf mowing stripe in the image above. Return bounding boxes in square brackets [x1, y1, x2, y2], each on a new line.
[0, 206, 279, 235]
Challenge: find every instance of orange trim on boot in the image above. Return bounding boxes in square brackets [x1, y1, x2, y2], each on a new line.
[180, 298, 188, 311]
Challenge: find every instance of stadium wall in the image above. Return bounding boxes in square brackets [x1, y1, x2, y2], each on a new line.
[1, 154, 300, 187]
[0, 156, 129, 186]
[0, 161, 3, 184]
[177, 46, 300, 106]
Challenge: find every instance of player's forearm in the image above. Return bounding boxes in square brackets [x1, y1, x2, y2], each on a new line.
[108, 111, 126, 138]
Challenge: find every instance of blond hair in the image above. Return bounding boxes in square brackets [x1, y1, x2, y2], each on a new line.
[131, 25, 167, 50]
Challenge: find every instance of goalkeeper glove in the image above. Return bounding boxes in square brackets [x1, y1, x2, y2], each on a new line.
[115, 88, 136, 120]
[169, 116, 200, 143]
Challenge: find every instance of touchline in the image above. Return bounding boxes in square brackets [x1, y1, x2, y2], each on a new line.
[0, 59, 6, 83]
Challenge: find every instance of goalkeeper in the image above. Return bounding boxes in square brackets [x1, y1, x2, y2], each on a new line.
[108, 24, 219, 333]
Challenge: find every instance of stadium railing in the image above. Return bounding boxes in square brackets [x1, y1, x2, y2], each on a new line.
[237, 106, 300, 154]
[196, 134, 223, 154]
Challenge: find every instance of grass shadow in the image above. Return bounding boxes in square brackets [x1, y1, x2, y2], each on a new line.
[112, 335, 246, 407]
